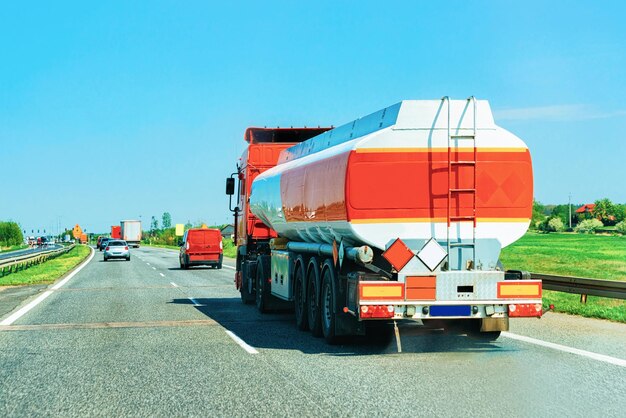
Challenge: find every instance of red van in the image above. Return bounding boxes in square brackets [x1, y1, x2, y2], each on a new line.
[179, 228, 223, 269]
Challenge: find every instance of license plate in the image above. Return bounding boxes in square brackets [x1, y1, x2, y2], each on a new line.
[430, 305, 471, 317]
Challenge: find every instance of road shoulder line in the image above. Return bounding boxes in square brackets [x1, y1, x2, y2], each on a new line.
[502, 331, 626, 368]
[0, 246, 95, 326]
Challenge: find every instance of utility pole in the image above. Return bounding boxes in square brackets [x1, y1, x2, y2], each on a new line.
[568, 193, 572, 229]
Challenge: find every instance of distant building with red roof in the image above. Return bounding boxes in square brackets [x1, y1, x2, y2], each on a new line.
[575, 204, 595, 214]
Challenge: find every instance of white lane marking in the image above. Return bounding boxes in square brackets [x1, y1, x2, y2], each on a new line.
[223, 265, 235, 270]
[188, 297, 202, 306]
[170, 282, 179, 288]
[502, 332, 626, 368]
[146, 262, 150, 265]
[1, 246, 95, 326]
[152, 267, 156, 270]
[0, 291, 53, 326]
[159, 273, 165, 277]
[225, 330, 259, 354]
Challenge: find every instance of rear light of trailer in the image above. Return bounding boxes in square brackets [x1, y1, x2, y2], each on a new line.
[360, 305, 395, 319]
[497, 281, 542, 299]
[186, 242, 190, 250]
[219, 241, 223, 250]
[359, 282, 405, 301]
[508, 303, 543, 317]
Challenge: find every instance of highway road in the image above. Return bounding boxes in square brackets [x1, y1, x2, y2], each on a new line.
[0, 244, 64, 261]
[0, 246, 624, 416]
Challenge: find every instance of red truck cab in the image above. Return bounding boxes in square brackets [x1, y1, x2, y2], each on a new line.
[226, 127, 331, 295]
[179, 228, 223, 269]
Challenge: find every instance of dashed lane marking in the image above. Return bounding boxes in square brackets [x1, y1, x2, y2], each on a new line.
[225, 330, 259, 354]
[188, 297, 203, 307]
[159, 273, 165, 277]
[223, 265, 235, 270]
[502, 332, 626, 368]
[170, 282, 179, 288]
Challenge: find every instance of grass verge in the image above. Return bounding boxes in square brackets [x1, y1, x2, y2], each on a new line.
[0, 245, 91, 286]
[0, 244, 28, 253]
[142, 243, 180, 250]
[500, 232, 626, 322]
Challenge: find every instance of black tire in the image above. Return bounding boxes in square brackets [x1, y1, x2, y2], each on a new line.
[126, 256, 130, 261]
[306, 258, 322, 337]
[216, 262, 222, 270]
[240, 257, 256, 305]
[320, 259, 338, 344]
[240, 275, 255, 304]
[293, 256, 308, 331]
[182, 256, 190, 270]
[103, 257, 108, 262]
[255, 255, 270, 313]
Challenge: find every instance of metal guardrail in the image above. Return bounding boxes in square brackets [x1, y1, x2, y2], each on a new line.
[0, 245, 76, 277]
[532, 273, 626, 300]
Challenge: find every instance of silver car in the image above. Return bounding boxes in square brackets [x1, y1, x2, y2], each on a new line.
[103, 240, 130, 261]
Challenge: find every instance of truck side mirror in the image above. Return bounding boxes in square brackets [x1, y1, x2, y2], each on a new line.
[225, 177, 235, 195]
[178, 239, 183, 246]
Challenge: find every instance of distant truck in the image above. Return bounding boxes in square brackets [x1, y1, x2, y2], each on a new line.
[111, 225, 121, 239]
[120, 220, 141, 248]
[79, 233, 88, 244]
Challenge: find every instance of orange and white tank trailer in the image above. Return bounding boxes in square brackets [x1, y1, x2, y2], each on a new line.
[233, 97, 542, 344]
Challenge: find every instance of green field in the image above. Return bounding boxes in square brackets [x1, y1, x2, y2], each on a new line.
[500, 232, 626, 322]
[0, 245, 91, 286]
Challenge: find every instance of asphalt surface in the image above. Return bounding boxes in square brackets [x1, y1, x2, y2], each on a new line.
[0, 246, 625, 417]
[0, 244, 63, 261]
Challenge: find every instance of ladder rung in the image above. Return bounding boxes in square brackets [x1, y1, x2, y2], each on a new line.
[450, 216, 475, 221]
[451, 161, 476, 165]
[450, 242, 475, 248]
[450, 188, 476, 193]
[450, 135, 476, 139]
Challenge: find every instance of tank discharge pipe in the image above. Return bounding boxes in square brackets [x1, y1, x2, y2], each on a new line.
[285, 242, 373, 265]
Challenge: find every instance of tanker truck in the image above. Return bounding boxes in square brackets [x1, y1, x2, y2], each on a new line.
[226, 97, 542, 344]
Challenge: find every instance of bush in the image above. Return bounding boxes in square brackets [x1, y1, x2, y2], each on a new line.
[616, 221, 626, 234]
[547, 217, 565, 232]
[0, 221, 24, 247]
[574, 219, 603, 234]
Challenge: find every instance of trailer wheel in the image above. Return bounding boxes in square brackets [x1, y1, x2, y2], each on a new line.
[306, 258, 322, 337]
[320, 259, 338, 344]
[255, 255, 271, 313]
[293, 256, 308, 331]
[240, 259, 256, 304]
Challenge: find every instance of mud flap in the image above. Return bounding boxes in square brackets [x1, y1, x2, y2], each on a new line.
[481, 317, 509, 332]
[335, 311, 366, 336]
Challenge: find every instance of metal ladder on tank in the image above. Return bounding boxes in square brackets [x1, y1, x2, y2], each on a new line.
[443, 96, 477, 270]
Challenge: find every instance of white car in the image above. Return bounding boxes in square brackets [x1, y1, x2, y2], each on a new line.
[103, 240, 130, 261]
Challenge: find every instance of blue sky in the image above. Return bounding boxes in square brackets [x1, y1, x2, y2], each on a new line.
[2, 1, 625, 234]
